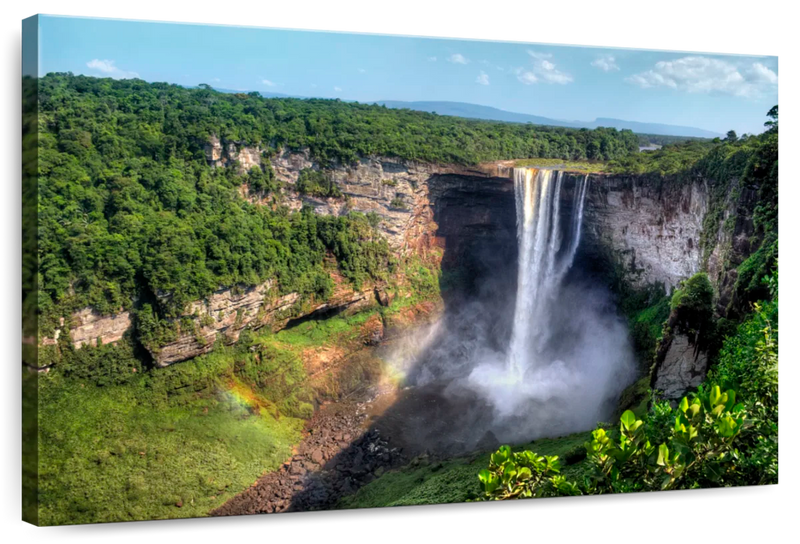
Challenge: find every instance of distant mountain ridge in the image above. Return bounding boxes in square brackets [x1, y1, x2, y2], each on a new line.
[204, 87, 721, 139]
[376, 100, 722, 139]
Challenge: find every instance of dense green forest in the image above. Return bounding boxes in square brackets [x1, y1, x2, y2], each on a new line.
[34, 73, 640, 334]
[635, 133, 709, 148]
[609, 109, 777, 182]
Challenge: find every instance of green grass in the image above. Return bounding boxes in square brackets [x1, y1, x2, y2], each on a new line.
[34, 301, 399, 526]
[514, 158, 607, 173]
[273, 308, 378, 347]
[337, 431, 592, 510]
[37, 373, 303, 525]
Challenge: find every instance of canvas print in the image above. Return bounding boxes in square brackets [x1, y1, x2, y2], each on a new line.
[21, 14, 778, 526]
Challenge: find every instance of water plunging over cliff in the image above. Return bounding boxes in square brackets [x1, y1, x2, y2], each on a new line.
[397, 167, 634, 444]
[507, 168, 588, 377]
[449, 165, 632, 426]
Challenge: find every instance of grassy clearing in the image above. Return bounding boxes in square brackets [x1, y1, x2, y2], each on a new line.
[35, 311, 376, 525]
[514, 158, 607, 173]
[37, 371, 303, 525]
[337, 431, 592, 510]
[273, 309, 378, 348]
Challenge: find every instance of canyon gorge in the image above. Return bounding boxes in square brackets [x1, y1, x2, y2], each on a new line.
[43, 140, 740, 407]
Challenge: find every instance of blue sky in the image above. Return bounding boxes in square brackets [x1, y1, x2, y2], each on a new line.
[36, 15, 778, 135]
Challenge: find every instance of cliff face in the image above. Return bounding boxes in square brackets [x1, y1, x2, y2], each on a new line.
[152, 278, 377, 367]
[646, 180, 762, 401]
[41, 309, 131, 349]
[705, 181, 760, 314]
[46, 144, 750, 379]
[259, 146, 512, 253]
[581, 175, 708, 290]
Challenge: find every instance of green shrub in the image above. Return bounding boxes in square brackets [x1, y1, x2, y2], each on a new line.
[477, 383, 751, 500]
[563, 445, 587, 465]
[295, 168, 342, 198]
[246, 163, 279, 195]
[390, 196, 407, 209]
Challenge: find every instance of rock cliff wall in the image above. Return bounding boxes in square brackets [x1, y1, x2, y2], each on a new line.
[47, 142, 747, 379]
[152, 278, 377, 367]
[581, 175, 709, 290]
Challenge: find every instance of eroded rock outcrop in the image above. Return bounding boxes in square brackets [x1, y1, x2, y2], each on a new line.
[205, 134, 263, 173]
[151, 279, 378, 367]
[652, 333, 709, 400]
[650, 272, 715, 400]
[208, 139, 513, 254]
[41, 309, 131, 349]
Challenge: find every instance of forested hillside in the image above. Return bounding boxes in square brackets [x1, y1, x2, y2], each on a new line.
[34, 73, 639, 334]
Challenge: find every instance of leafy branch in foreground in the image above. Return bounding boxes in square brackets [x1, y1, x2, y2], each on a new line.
[477, 383, 751, 500]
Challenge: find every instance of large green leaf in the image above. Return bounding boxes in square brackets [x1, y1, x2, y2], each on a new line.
[517, 467, 533, 481]
[620, 410, 636, 431]
[657, 444, 670, 466]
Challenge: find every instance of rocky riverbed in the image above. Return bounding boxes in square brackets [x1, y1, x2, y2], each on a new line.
[211, 387, 407, 516]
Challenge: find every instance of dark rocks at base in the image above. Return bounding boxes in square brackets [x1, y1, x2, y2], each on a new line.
[210, 394, 406, 517]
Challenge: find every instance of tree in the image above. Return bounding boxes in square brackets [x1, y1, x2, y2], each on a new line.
[726, 130, 738, 142]
[764, 105, 778, 132]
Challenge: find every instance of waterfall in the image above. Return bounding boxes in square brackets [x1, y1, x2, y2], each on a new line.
[507, 168, 589, 377]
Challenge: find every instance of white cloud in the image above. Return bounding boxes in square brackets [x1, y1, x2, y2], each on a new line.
[626, 56, 778, 98]
[447, 53, 470, 65]
[516, 51, 573, 85]
[476, 71, 490, 86]
[86, 59, 139, 79]
[516, 69, 538, 85]
[334, 86, 343, 92]
[750, 62, 778, 84]
[261, 79, 277, 87]
[358, 68, 367, 73]
[212, 78, 221, 82]
[428, 56, 437, 62]
[591, 55, 620, 72]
